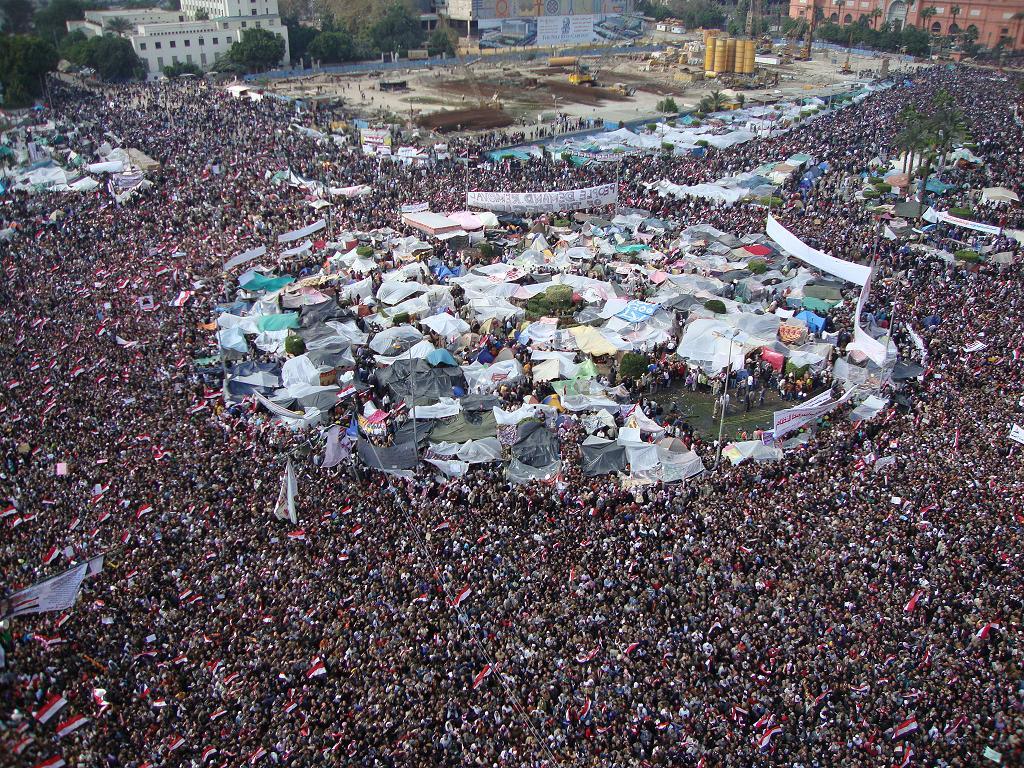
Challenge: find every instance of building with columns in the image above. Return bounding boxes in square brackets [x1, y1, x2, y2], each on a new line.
[787, 0, 1024, 50]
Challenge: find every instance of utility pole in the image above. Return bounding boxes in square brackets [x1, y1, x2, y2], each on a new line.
[714, 330, 740, 470]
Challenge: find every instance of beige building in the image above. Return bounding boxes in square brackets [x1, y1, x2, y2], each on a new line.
[67, 0, 290, 80]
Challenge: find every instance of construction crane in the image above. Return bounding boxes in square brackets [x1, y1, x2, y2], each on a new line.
[799, 1, 820, 60]
[744, 0, 759, 37]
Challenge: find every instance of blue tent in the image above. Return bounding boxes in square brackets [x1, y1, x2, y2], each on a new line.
[427, 348, 457, 367]
[796, 310, 826, 333]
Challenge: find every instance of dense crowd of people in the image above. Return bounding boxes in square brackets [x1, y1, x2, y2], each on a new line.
[1, 64, 1022, 768]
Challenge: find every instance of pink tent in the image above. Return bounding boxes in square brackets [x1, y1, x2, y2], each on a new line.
[446, 211, 485, 232]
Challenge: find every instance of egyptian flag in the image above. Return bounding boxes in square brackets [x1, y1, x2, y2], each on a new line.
[892, 716, 918, 739]
[756, 724, 782, 750]
[472, 664, 491, 690]
[34, 694, 68, 724]
[55, 714, 89, 739]
[32, 757, 66, 768]
[202, 747, 218, 763]
[450, 585, 471, 608]
[167, 735, 186, 752]
[904, 589, 924, 613]
[249, 747, 267, 765]
[307, 657, 327, 679]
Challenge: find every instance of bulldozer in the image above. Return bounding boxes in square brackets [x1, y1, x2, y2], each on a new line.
[569, 62, 596, 86]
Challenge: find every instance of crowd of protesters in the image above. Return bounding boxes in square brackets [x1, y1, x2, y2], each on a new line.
[0, 63, 1022, 768]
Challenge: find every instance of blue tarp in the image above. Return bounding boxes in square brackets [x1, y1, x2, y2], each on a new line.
[796, 310, 826, 333]
[616, 300, 659, 324]
[427, 348, 458, 367]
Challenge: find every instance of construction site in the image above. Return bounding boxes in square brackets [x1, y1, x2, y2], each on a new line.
[257, 6, 914, 135]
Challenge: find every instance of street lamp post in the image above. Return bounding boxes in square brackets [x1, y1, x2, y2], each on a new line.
[714, 329, 740, 470]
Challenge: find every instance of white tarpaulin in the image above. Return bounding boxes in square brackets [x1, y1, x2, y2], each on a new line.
[224, 245, 267, 272]
[279, 219, 326, 244]
[767, 215, 870, 286]
[3, 562, 90, 617]
[848, 263, 889, 367]
[467, 184, 617, 214]
[772, 387, 856, 440]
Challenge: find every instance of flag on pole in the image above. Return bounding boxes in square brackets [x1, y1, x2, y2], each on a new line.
[893, 716, 918, 739]
[450, 585, 471, 608]
[756, 724, 782, 750]
[33, 694, 68, 724]
[202, 747, 218, 763]
[55, 714, 90, 739]
[306, 657, 326, 679]
[472, 664, 492, 689]
[273, 459, 298, 525]
[904, 589, 924, 613]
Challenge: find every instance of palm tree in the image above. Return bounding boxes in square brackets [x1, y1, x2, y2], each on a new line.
[918, 90, 966, 203]
[105, 16, 133, 35]
[1012, 11, 1024, 51]
[947, 4, 961, 54]
[699, 90, 727, 114]
[870, 8, 883, 30]
[919, 5, 937, 32]
[896, 106, 926, 176]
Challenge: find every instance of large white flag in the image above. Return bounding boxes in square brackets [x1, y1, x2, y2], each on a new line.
[2, 562, 90, 618]
[273, 458, 298, 524]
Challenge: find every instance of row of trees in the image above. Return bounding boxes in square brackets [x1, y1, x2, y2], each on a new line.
[284, 1, 456, 68]
[811, 19, 933, 56]
[894, 90, 967, 203]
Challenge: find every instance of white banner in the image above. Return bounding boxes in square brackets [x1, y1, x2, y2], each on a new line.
[773, 387, 856, 439]
[278, 219, 325, 244]
[1009, 424, 1024, 446]
[937, 210, 1001, 236]
[849, 262, 889, 367]
[224, 245, 267, 272]
[467, 183, 617, 213]
[359, 128, 391, 147]
[3, 562, 89, 618]
[401, 202, 430, 214]
[766, 214, 870, 286]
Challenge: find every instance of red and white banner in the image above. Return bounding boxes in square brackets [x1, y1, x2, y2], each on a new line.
[468, 183, 618, 214]
[34, 695, 68, 724]
[893, 716, 918, 739]
[4, 563, 90, 618]
[773, 388, 856, 440]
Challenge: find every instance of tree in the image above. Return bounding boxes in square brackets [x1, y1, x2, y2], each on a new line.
[698, 89, 726, 114]
[917, 90, 965, 203]
[870, 8, 883, 29]
[0, 35, 59, 107]
[34, 0, 88, 43]
[227, 27, 286, 71]
[657, 97, 679, 113]
[65, 34, 145, 81]
[105, 16, 134, 35]
[2, 0, 35, 34]
[285, 16, 319, 64]
[307, 30, 354, 63]
[164, 60, 202, 78]
[426, 23, 456, 57]
[195, 9, 209, 20]
[370, 1, 423, 56]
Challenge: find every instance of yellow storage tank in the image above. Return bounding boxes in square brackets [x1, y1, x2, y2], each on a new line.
[744, 39, 756, 74]
[714, 38, 728, 74]
[704, 37, 717, 72]
[703, 28, 721, 45]
[726, 38, 737, 73]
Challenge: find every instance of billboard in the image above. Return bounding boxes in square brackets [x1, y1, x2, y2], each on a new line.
[476, 0, 629, 17]
[537, 14, 596, 46]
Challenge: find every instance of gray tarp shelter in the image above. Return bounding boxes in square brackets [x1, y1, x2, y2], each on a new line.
[580, 435, 626, 476]
[375, 358, 467, 406]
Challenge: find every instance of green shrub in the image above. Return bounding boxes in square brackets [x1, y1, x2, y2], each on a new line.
[954, 249, 981, 263]
[862, 189, 880, 200]
[690, 119, 701, 127]
[392, 311, 411, 325]
[948, 206, 974, 218]
[696, 139, 710, 148]
[619, 352, 651, 380]
[545, 284, 573, 311]
[785, 360, 809, 377]
[479, 242, 495, 258]
[560, 151, 572, 162]
[747, 259, 767, 274]
[356, 245, 373, 257]
[646, 122, 658, 132]
[868, 176, 885, 184]
[553, 217, 570, 227]
[661, 141, 674, 152]
[704, 299, 727, 314]
[284, 334, 306, 356]
[758, 196, 784, 207]
[873, 182, 892, 193]
[656, 97, 678, 113]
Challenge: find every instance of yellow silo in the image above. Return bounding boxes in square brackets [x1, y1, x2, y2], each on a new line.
[704, 37, 717, 73]
[714, 37, 728, 74]
[726, 38, 737, 73]
[744, 39, 756, 73]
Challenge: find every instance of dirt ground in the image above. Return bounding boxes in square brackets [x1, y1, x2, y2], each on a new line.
[259, 42, 922, 139]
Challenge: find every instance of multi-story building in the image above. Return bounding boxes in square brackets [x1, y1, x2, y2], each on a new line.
[67, 0, 290, 80]
[438, 0, 636, 44]
[787, 0, 1024, 50]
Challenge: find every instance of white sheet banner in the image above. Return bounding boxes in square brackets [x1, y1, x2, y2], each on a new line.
[401, 202, 430, 214]
[773, 387, 856, 439]
[936, 210, 1001, 235]
[849, 262, 889, 367]
[766, 214, 870, 286]
[3, 562, 89, 618]
[1009, 424, 1024, 446]
[467, 184, 617, 214]
[224, 245, 267, 272]
[278, 219, 325, 244]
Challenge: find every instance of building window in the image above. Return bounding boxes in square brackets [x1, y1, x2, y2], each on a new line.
[201, 52, 207, 64]
[169, 40, 176, 47]
[213, 36, 219, 44]
[157, 56, 164, 67]
[251, 8, 256, 13]
[199, 37, 204, 44]
[178, 15, 184, 21]
[187, 54, 193, 63]
[184, 38, 190, 46]
[140, 42, 147, 50]
[241, 20, 246, 27]
[155, 41, 162, 49]
[172, 55, 178, 64]
[255, 20, 260, 27]
[223, 22, 229, 28]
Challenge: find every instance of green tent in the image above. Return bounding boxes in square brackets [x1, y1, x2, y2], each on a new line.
[256, 313, 300, 332]
[801, 296, 837, 312]
[241, 274, 294, 292]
